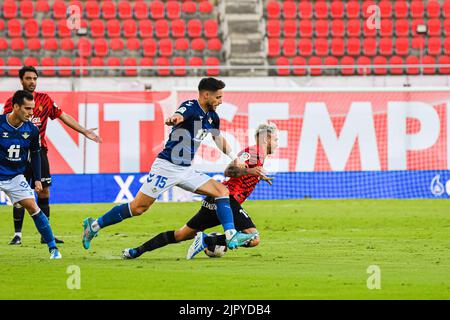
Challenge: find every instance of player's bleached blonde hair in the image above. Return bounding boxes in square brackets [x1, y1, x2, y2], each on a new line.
[255, 122, 278, 140]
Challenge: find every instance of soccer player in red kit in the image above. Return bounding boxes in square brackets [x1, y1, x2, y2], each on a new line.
[122, 123, 279, 260]
[3, 66, 102, 245]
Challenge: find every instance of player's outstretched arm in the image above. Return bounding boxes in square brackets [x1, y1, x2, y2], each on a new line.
[59, 112, 102, 143]
[212, 135, 240, 161]
[165, 114, 184, 126]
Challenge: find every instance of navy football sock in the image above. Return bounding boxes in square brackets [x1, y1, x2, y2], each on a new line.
[32, 211, 56, 251]
[97, 204, 132, 229]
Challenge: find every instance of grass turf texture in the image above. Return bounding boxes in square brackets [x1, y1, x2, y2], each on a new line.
[0, 199, 449, 299]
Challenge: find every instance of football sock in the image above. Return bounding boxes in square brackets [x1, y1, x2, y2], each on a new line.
[135, 231, 176, 257]
[31, 211, 56, 251]
[96, 204, 132, 229]
[205, 233, 226, 247]
[215, 197, 236, 236]
[38, 197, 50, 219]
[13, 207, 25, 233]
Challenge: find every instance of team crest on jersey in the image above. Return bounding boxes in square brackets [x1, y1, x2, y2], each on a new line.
[2, 132, 8, 138]
[240, 152, 251, 161]
[22, 132, 30, 139]
[31, 117, 41, 126]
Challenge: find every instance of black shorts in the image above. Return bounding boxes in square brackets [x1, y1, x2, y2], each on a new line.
[25, 148, 52, 189]
[186, 196, 256, 232]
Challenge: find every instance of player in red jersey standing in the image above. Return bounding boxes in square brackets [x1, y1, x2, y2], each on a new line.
[2, 66, 102, 245]
[122, 123, 279, 260]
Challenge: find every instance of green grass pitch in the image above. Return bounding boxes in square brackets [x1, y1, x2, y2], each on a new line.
[0, 199, 449, 299]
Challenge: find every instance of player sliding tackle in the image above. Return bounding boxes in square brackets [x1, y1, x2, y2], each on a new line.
[82, 78, 257, 251]
[122, 123, 278, 260]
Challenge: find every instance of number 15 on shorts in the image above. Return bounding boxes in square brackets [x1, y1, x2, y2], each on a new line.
[147, 174, 168, 189]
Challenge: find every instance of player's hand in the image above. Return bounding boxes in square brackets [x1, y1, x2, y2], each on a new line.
[84, 128, 102, 143]
[165, 115, 183, 126]
[35, 181, 43, 193]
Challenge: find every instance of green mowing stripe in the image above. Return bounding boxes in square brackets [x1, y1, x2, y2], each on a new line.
[0, 199, 449, 299]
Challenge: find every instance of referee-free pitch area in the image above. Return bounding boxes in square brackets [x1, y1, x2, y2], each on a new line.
[0, 199, 449, 299]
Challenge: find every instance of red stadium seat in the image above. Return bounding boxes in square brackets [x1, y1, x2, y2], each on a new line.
[207, 38, 222, 54]
[324, 56, 339, 74]
[182, 1, 197, 16]
[123, 20, 137, 38]
[106, 19, 121, 37]
[206, 57, 221, 76]
[142, 39, 157, 57]
[427, 19, 441, 37]
[124, 57, 138, 76]
[444, 20, 450, 36]
[331, 19, 344, 37]
[283, 1, 297, 19]
[268, 38, 281, 57]
[187, 19, 202, 38]
[171, 19, 186, 38]
[172, 57, 187, 76]
[68, 1, 83, 13]
[90, 57, 105, 76]
[283, 19, 297, 38]
[189, 57, 203, 69]
[109, 38, 124, 52]
[362, 1, 376, 19]
[27, 38, 41, 53]
[159, 38, 173, 57]
[41, 57, 56, 76]
[275, 56, 290, 76]
[380, 19, 393, 37]
[423, 55, 436, 74]
[156, 57, 170, 76]
[36, 0, 50, 13]
[438, 56, 450, 74]
[373, 56, 388, 75]
[389, 56, 404, 75]
[411, 19, 425, 36]
[309, 57, 323, 76]
[299, 20, 313, 37]
[118, 1, 132, 19]
[411, 37, 425, 50]
[57, 19, 71, 38]
[20, 0, 34, 19]
[292, 56, 307, 76]
[267, 20, 281, 38]
[3, 0, 18, 19]
[379, 38, 393, 56]
[60, 38, 75, 53]
[139, 20, 153, 38]
[379, 0, 392, 17]
[341, 56, 355, 75]
[7, 57, 22, 76]
[0, 58, 4, 76]
[395, 37, 409, 56]
[191, 38, 206, 54]
[24, 19, 39, 38]
[266, 1, 281, 19]
[140, 57, 154, 76]
[22, 56, 39, 68]
[74, 57, 89, 76]
[166, 1, 181, 19]
[445, 1, 450, 18]
[0, 20, 4, 33]
[101, 1, 117, 19]
[86, 1, 101, 19]
[347, 38, 361, 56]
[149, 1, 164, 19]
[331, 38, 345, 56]
[314, 1, 328, 19]
[106, 57, 121, 73]
[77, 38, 92, 57]
[356, 56, 372, 75]
[10, 38, 25, 52]
[93, 39, 108, 57]
[90, 19, 106, 38]
[199, 1, 213, 15]
[428, 37, 442, 55]
[298, 1, 312, 19]
[363, 38, 377, 56]
[298, 38, 313, 56]
[204, 19, 219, 38]
[410, 0, 424, 18]
[43, 38, 58, 53]
[363, 20, 377, 37]
[7, 19, 22, 38]
[346, 1, 360, 19]
[394, 1, 409, 18]
[134, 1, 149, 20]
[315, 20, 329, 38]
[314, 38, 329, 56]
[155, 20, 169, 38]
[330, 1, 344, 18]
[126, 38, 141, 53]
[427, 0, 441, 18]
[395, 19, 409, 37]
[0, 39, 8, 54]
[53, 0, 67, 19]
[347, 20, 360, 37]
[444, 38, 450, 55]
[282, 38, 297, 57]
[175, 38, 189, 53]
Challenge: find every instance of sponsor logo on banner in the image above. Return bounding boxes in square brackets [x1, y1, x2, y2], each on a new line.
[430, 175, 445, 196]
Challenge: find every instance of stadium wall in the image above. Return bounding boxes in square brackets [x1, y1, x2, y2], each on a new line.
[1, 78, 450, 203]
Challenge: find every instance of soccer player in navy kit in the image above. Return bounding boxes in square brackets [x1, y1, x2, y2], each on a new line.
[82, 78, 257, 252]
[0, 90, 61, 259]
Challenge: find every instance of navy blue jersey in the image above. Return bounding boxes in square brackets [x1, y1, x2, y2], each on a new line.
[158, 100, 220, 166]
[0, 114, 40, 181]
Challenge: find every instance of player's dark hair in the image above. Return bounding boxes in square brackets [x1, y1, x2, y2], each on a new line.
[19, 66, 38, 80]
[12, 90, 34, 107]
[198, 77, 225, 92]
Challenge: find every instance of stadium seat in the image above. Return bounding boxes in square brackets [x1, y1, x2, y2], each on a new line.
[380, 19, 393, 37]
[395, 19, 409, 37]
[159, 38, 173, 57]
[410, 0, 424, 18]
[69, 1, 83, 12]
[267, 20, 281, 38]
[0, 58, 4, 76]
[362, 1, 376, 19]
[53, 0, 67, 19]
[20, 0, 34, 19]
[140, 57, 154, 76]
[298, 1, 313, 19]
[356, 56, 372, 75]
[299, 20, 313, 37]
[205, 57, 222, 77]
[57, 20, 71, 38]
[10, 39, 25, 52]
[187, 19, 203, 38]
[283, 20, 297, 38]
[207, 38, 222, 54]
[41, 57, 56, 76]
[36, 0, 50, 13]
[118, 1, 133, 19]
[191, 38, 206, 54]
[86, 1, 101, 19]
[314, 1, 328, 19]
[172, 19, 186, 38]
[444, 1, 450, 18]
[331, 38, 345, 56]
[139, 20, 153, 38]
[347, 38, 360, 56]
[341, 56, 355, 75]
[373, 56, 388, 75]
[27, 38, 41, 53]
[90, 20, 106, 38]
[411, 19, 425, 36]
[0, 39, 8, 54]
[166, 1, 181, 20]
[155, 20, 170, 38]
[24, 57, 39, 67]
[428, 37, 442, 56]
[315, 20, 329, 38]
[444, 20, 450, 36]
[123, 20, 137, 38]
[282, 38, 297, 57]
[182, 1, 197, 16]
[379, 0, 392, 17]
[389, 56, 404, 75]
[275, 56, 290, 76]
[149, 1, 164, 19]
[60, 38, 75, 53]
[43, 38, 58, 53]
[427, 19, 441, 37]
[134, 1, 149, 20]
[7, 57, 22, 76]
[427, 0, 441, 18]
[394, 1, 409, 18]
[106, 57, 121, 74]
[283, 1, 297, 19]
[77, 38, 92, 57]
[126, 38, 141, 53]
[444, 38, 450, 55]
[324, 56, 339, 75]
[109, 38, 124, 53]
[204, 19, 219, 38]
[7, 19, 22, 38]
[175, 38, 190, 54]
[90, 57, 105, 76]
[379, 38, 393, 56]
[3, 0, 18, 19]
[106, 20, 121, 38]
[346, 1, 360, 19]
[74, 57, 89, 76]
[101, 1, 117, 19]
[268, 38, 281, 57]
[156, 57, 170, 76]
[363, 20, 377, 37]
[24, 19, 39, 38]
[298, 38, 313, 56]
[314, 38, 329, 56]
[331, 19, 345, 37]
[411, 37, 425, 50]
[309, 56, 323, 76]
[438, 56, 450, 74]
[347, 20, 360, 37]
[172, 57, 187, 76]
[199, 1, 213, 15]
[266, 1, 281, 19]
[292, 56, 307, 76]
[189, 56, 203, 73]
[395, 38, 409, 56]
[330, 1, 344, 18]
[93, 39, 108, 57]
[124, 57, 138, 76]
[406, 55, 420, 75]
[423, 55, 436, 74]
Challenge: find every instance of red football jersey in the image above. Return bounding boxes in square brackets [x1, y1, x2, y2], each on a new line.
[3, 91, 63, 149]
[223, 145, 267, 204]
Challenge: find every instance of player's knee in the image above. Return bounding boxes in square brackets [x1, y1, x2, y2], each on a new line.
[130, 203, 149, 216]
[216, 184, 229, 198]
